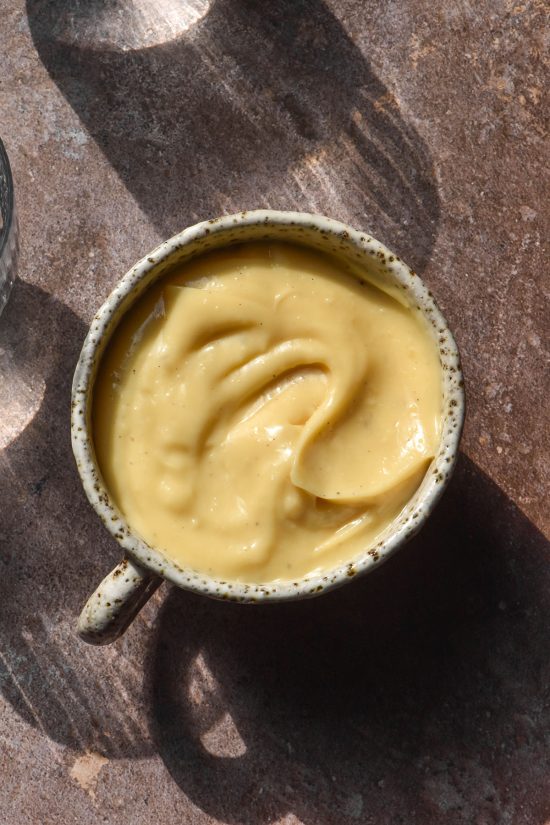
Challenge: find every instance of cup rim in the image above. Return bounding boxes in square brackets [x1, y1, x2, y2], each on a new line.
[71, 209, 465, 602]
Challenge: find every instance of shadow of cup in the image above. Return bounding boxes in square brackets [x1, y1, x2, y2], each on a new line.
[146, 453, 550, 824]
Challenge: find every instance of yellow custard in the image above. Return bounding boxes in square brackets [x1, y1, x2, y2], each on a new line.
[93, 242, 442, 582]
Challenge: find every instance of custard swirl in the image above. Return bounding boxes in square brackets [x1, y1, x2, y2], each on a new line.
[94, 243, 441, 581]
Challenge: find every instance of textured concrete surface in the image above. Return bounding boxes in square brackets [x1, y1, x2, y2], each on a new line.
[0, 1, 548, 823]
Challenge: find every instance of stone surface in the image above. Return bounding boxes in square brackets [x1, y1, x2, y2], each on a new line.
[0, 1, 548, 823]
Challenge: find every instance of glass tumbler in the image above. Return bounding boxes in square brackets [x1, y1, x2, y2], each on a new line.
[0, 138, 18, 317]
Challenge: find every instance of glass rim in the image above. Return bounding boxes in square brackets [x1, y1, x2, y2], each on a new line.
[0, 137, 15, 262]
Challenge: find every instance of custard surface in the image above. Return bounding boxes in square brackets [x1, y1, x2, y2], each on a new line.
[93, 243, 442, 582]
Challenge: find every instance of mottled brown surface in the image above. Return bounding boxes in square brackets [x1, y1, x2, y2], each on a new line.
[0, 1, 548, 823]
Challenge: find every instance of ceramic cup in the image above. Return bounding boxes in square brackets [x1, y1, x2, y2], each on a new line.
[72, 210, 464, 645]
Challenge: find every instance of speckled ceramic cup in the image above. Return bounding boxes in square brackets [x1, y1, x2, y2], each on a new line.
[73, 210, 464, 645]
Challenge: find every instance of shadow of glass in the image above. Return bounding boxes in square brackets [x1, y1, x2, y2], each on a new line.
[0, 281, 154, 757]
[27, 0, 439, 272]
[146, 453, 550, 824]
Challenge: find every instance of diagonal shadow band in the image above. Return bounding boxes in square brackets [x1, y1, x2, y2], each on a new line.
[27, 0, 440, 272]
[145, 454, 550, 825]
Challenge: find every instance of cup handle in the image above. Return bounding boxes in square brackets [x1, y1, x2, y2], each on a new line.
[77, 557, 162, 645]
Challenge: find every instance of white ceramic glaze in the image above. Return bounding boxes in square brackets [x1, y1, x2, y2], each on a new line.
[72, 210, 465, 644]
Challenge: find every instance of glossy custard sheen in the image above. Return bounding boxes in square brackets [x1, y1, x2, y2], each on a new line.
[93, 242, 442, 583]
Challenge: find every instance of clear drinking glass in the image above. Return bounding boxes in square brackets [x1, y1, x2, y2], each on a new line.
[0, 138, 18, 317]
